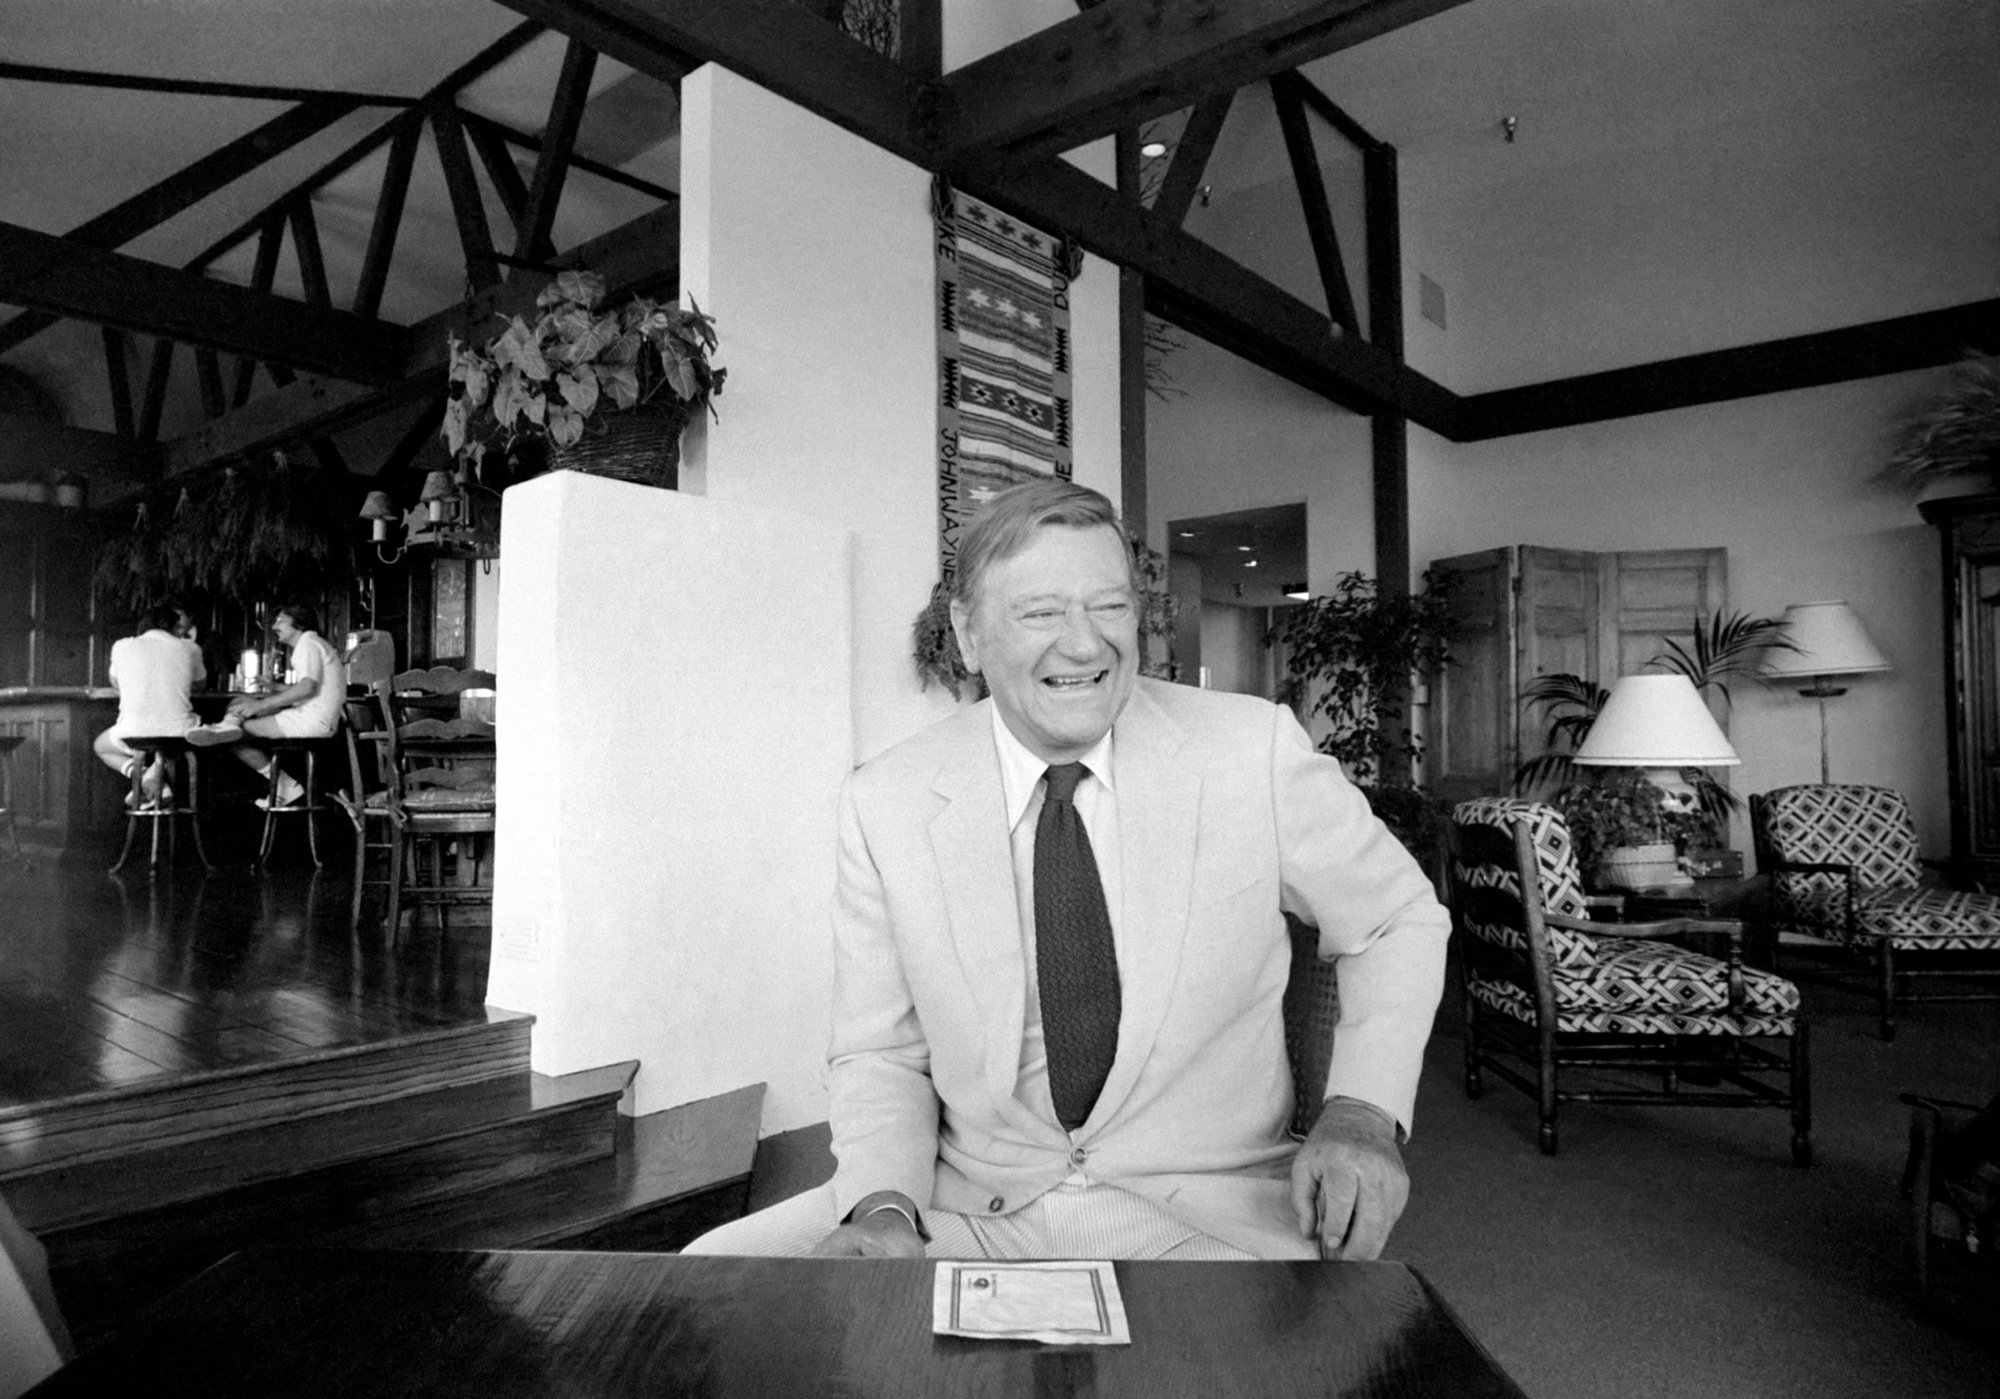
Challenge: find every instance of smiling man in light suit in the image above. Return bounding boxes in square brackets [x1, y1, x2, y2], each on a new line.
[685, 478, 1448, 1262]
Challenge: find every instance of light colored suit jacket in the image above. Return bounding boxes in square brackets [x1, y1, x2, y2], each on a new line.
[826, 679, 1449, 1258]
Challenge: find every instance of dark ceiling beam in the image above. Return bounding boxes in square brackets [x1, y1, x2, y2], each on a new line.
[183, 21, 547, 274]
[0, 413, 161, 486]
[0, 95, 362, 354]
[1287, 67, 1382, 152]
[1458, 298, 2000, 440]
[1270, 73, 1357, 332]
[102, 329, 136, 439]
[952, 157, 1454, 431]
[468, 118, 533, 228]
[430, 103, 502, 293]
[1151, 92, 1231, 226]
[352, 114, 424, 321]
[161, 203, 681, 476]
[515, 39, 598, 267]
[0, 60, 416, 107]
[0, 220, 406, 386]
[491, 0, 935, 166]
[464, 111, 678, 203]
[941, 0, 1475, 165]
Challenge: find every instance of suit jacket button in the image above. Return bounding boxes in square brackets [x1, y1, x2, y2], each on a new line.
[988, 1197, 1004, 1212]
[1069, 1147, 1088, 1166]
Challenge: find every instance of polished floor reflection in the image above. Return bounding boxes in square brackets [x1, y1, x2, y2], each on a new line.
[0, 855, 491, 1108]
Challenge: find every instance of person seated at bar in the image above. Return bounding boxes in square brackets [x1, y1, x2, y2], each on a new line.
[93, 602, 205, 810]
[684, 479, 1448, 1263]
[187, 603, 346, 809]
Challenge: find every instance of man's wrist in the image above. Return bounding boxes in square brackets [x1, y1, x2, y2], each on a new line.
[1321, 1094, 1404, 1144]
[847, 1190, 928, 1241]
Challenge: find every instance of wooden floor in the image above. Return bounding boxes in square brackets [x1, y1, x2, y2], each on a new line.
[0, 844, 492, 1109]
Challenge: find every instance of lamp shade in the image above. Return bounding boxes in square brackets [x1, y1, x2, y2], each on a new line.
[1573, 674, 1740, 767]
[1762, 601, 1888, 680]
[418, 470, 456, 504]
[358, 490, 398, 521]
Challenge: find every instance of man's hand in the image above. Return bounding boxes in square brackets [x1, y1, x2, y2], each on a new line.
[1289, 1095, 1409, 1260]
[808, 1197, 926, 1258]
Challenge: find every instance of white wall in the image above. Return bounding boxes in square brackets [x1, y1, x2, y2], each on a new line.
[504, 66, 1117, 1133]
[680, 66, 1120, 767]
[1409, 373, 1949, 851]
[1148, 334, 1375, 583]
[487, 474, 852, 1127]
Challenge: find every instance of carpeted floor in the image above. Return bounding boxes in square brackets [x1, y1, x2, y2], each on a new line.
[742, 957, 1999, 1396]
[1395, 963, 1999, 1399]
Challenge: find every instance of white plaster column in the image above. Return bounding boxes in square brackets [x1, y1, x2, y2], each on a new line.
[486, 472, 851, 1127]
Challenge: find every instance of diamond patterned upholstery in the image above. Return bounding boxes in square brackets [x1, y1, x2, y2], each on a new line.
[1447, 797, 1810, 1161]
[1451, 798, 1800, 1036]
[1758, 784, 2000, 949]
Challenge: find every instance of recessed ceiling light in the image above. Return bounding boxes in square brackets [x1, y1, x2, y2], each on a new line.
[1244, 559, 1259, 568]
[1284, 586, 1311, 601]
[1177, 530, 1196, 538]
[1140, 141, 1168, 158]
[1235, 545, 1253, 552]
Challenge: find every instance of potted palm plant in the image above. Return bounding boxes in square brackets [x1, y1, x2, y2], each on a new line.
[442, 269, 725, 491]
[1515, 610, 1796, 885]
[1885, 351, 2000, 496]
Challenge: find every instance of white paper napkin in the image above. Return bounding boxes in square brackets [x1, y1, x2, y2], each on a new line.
[931, 1260, 1131, 1345]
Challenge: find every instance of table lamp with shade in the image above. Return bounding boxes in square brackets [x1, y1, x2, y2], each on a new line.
[1760, 601, 1888, 784]
[1572, 673, 1741, 889]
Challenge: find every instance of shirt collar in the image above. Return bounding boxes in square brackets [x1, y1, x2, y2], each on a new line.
[990, 704, 1115, 833]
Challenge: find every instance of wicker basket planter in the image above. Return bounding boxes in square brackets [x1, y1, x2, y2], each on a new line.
[550, 398, 690, 490]
[1596, 841, 1681, 891]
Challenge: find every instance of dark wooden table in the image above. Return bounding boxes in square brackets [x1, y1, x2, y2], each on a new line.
[1622, 874, 1773, 967]
[28, 1246, 1526, 1398]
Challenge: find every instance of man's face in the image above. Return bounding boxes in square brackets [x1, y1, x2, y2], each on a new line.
[272, 613, 300, 646]
[951, 523, 1139, 765]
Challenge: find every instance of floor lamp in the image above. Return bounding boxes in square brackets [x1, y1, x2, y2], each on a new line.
[1762, 601, 1888, 784]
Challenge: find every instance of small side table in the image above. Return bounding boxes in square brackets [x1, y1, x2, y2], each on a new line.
[1622, 874, 1772, 968]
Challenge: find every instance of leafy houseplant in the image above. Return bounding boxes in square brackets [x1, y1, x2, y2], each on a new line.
[442, 270, 724, 488]
[1273, 571, 1453, 790]
[1515, 609, 1797, 874]
[1885, 351, 2000, 494]
[1272, 571, 1454, 869]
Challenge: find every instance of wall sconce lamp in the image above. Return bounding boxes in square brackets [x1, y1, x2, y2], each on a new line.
[1762, 600, 1889, 784]
[358, 490, 404, 564]
[419, 469, 459, 525]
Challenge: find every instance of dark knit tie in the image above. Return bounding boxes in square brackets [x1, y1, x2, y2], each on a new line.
[1035, 762, 1121, 1132]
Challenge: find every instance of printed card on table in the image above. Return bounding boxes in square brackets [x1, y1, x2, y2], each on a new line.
[931, 1260, 1130, 1345]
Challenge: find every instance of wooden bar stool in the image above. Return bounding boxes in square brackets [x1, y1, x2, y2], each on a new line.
[255, 737, 332, 868]
[109, 735, 212, 874]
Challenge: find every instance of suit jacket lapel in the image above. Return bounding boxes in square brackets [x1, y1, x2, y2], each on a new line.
[928, 705, 1029, 1103]
[1090, 684, 1200, 1129]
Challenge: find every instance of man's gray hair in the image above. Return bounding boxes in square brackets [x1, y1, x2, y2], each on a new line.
[951, 478, 1133, 609]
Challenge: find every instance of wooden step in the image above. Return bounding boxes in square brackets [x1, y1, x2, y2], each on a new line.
[325, 1082, 765, 1254]
[0, 1008, 533, 1180]
[40, 1062, 635, 1346]
[10, 1060, 636, 1233]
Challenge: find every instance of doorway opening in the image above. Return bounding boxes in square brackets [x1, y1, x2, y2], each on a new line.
[1166, 502, 1307, 699]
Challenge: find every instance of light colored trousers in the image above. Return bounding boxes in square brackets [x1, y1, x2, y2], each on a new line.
[682, 1178, 1257, 1261]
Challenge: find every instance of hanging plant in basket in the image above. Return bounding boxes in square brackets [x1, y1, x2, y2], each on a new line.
[442, 269, 726, 491]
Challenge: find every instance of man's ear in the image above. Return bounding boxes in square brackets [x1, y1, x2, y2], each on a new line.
[948, 599, 982, 676]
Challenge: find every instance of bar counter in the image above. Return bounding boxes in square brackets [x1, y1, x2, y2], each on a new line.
[0, 688, 124, 859]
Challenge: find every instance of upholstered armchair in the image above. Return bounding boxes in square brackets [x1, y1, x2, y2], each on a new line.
[1448, 797, 1810, 1163]
[1751, 783, 2000, 1040]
